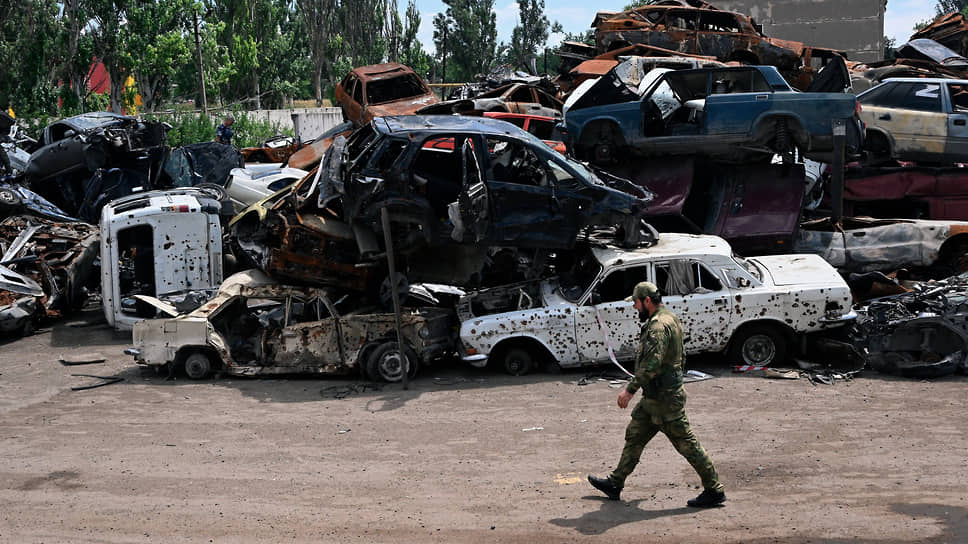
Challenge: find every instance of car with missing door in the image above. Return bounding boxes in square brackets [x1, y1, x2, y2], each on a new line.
[457, 233, 854, 374]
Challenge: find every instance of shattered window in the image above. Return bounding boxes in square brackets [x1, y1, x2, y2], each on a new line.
[949, 84, 968, 111]
[698, 12, 742, 33]
[733, 254, 762, 281]
[526, 119, 555, 140]
[365, 74, 427, 105]
[413, 135, 466, 213]
[596, 265, 651, 303]
[509, 87, 534, 102]
[559, 251, 602, 302]
[654, 260, 721, 296]
[485, 137, 547, 186]
[370, 139, 407, 173]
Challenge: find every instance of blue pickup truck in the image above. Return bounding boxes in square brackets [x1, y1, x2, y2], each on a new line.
[563, 65, 862, 164]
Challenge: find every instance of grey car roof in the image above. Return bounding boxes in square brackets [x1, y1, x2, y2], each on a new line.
[376, 115, 535, 139]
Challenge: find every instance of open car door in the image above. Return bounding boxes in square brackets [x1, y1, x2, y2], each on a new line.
[449, 139, 489, 243]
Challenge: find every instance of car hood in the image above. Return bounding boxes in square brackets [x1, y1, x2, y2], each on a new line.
[749, 254, 846, 287]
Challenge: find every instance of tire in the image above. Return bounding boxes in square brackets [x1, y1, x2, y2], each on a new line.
[0, 187, 21, 209]
[366, 342, 419, 383]
[728, 325, 788, 366]
[195, 182, 228, 203]
[183, 351, 214, 380]
[501, 347, 534, 376]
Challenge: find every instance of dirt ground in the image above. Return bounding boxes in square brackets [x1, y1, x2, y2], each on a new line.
[1, 309, 966, 543]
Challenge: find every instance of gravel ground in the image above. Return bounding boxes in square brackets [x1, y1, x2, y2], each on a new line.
[1, 310, 966, 543]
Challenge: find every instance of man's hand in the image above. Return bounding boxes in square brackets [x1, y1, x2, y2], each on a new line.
[617, 389, 634, 409]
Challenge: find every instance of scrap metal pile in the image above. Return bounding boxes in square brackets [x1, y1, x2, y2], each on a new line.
[5, 0, 968, 386]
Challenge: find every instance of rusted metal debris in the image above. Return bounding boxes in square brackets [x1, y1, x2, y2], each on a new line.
[853, 275, 968, 379]
[240, 135, 306, 164]
[911, 11, 968, 58]
[0, 215, 99, 334]
[334, 63, 438, 127]
[589, 3, 846, 89]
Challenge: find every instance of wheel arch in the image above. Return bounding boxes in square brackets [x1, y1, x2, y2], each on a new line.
[174, 345, 224, 372]
[863, 127, 895, 156]
[750, 113, 808, 147]
[487, 335, 557, 368]
[726, 318, 796, 353]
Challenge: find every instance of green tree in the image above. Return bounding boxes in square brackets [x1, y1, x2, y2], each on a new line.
[433, 0, 497, 82]
[295, 0, 338, 106]
[505, 0, 556, 71]
[126, 0, 193, 112]
[85, 0, 132, 113]
[400, 0, 431, 77]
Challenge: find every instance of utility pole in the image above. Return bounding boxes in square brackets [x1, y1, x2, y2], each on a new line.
[441, 24, 448, 99]
[193, 9, 208, 113]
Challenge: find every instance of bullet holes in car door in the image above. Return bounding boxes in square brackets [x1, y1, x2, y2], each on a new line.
[654, 259, 731, 351]
[575, 264, 651, 362]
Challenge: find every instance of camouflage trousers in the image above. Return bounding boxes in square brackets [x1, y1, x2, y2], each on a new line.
[609, 400, 724, 492]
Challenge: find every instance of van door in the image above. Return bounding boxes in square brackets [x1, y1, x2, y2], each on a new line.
[151, 212, 215, 295]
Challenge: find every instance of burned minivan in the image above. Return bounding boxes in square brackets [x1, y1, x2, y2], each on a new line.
[128, 270, 454, 382]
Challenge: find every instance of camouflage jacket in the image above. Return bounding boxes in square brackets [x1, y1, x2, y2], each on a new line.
[625, 306, 686, 414]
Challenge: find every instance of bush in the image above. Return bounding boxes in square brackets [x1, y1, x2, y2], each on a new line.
[146, 110, 293, 148]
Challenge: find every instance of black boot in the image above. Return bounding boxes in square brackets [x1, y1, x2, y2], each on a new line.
[687, 488, 726, 508]
[587, 475, 622, 500]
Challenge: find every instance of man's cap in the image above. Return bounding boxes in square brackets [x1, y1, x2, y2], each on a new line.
[625, 281, 659, 302]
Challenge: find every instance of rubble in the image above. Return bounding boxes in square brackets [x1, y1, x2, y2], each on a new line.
[854, 275, 968, 378]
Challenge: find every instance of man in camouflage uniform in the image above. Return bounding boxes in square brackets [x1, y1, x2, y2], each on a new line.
[588, 281, 726, 507]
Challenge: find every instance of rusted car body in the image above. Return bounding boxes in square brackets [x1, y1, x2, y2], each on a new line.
[911, 12, 968, 58]
[592, 4, 842, 86]
[128, 270, 454, 382]
[853, 276, 968, 379]
[285, 122, 353, 171]
[335, 63, 438, 127]
[0, 215, 99, 328]
[849, 39, 968, 92]
[481, 112, 566, 153]
[240, 136, 305, 164]
[794, 217, 968, 275]
[567, 44, 723, 89]
[417, 83, 563, 118]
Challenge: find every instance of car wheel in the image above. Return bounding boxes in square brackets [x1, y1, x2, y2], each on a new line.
[501, 347, 534, 376]
[0, 187, 21, 209]
[183, 351, 214, 380]
[729, 325, 787, 366]
[366, 342, 419, 383]
[196, 182, 229, 202]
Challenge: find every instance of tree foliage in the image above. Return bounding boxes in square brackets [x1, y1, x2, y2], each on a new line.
[0, 0, 557, 116]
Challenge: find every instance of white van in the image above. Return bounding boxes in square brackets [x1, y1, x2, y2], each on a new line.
[101, 188, 225, 330]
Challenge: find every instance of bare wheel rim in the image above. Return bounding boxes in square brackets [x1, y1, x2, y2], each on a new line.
[0, 189, 18, 205]
[376, 351, 406, 382]
[742, 334, 776, 365]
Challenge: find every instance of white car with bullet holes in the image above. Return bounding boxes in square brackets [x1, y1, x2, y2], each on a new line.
[457, 233, 855, 374]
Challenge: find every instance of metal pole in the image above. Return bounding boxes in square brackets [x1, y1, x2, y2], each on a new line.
[831, 118, 846, 225]
[193, 9, 208, 113]
[380, 207, 408, 390]
[441, 25, 448, 100]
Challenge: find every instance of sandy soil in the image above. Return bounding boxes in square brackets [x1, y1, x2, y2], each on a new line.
[1, 310, 966, 543]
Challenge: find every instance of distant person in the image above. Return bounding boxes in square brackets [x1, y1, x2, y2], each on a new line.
[587, 281, 726, 508]
[215, 116, 234, 145]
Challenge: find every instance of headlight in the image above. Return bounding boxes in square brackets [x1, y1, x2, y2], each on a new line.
[419, 326, 430, 338]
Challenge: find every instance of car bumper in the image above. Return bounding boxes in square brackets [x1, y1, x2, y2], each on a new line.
[819, 309, 857, 325]
[461, 353, 489, 367]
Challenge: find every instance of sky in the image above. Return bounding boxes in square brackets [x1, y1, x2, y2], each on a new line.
[412, 0, 940, 55]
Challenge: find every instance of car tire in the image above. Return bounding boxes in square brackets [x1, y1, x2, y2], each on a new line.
[728, 325, 788, 367]
[0, 187, 21, 209]
[366, 342, 419, 383]
[196, 182, 229, 202]
[501, 347, 534, 376]
[183, 351, 214, 380]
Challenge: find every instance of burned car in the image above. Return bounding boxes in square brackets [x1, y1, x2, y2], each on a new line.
[417, 83, 563, 118]
[0, 215, 99, 333]
[127, 270, 454, 382]
[335, 63, 438, 127]
[24, 112, 169, 218]
[794, 216, 968, 276]
[564, 65, 863, 164]
[318, 115, 654, 257]
[458, 233, 855, 374]
[591, 3, 844, 87]
[854, 276, 968, 379]
[858, 77, 968, 165]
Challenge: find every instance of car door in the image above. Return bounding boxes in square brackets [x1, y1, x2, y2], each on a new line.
[450, 138, 490, 243]
[945, 82, 968, 160]
[653, 259, 732, 353]
[482, 136, 581, 247]
[271, 294, 343, 370]
[573, 264, 651, 365]
[861, 81, 946, 161]
[343, 75, 364, 125]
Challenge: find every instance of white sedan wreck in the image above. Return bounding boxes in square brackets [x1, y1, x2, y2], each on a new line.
[458, 234, 855, 374]
[126, 270, 454, 381]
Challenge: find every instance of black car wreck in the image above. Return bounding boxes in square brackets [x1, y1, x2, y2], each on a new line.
[231, 115, 654, 288]
[317, 115, 653, 252]
[853, 275, 968, 379]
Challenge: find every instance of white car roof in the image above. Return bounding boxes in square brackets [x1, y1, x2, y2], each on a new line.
[591, 233, 733, 269]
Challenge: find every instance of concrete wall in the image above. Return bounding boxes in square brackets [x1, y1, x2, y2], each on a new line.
[240, 107, 344, 141]
[716, 0, 885, 62]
